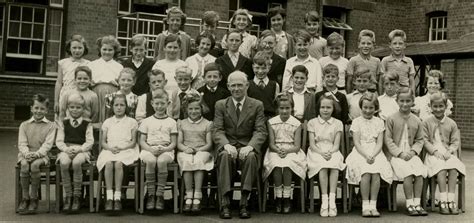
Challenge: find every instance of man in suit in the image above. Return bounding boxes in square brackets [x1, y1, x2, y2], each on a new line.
[213, 71, 267, 219]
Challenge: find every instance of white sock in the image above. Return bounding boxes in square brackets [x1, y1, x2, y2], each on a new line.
[447, 193, 455, 202]
[329, 193, 336, 209]
[106, 190, 113, 200]
[185, 191, 193, 200]
[283, 186, 292, 198]
[274, 185, 283, 198]
[440, 193, 448, 202]
[406, 199, 415, 208]
[321, 194, 329, 209]
[413, 198, 421, 206]
[362, 200, 370, 211]
[193, 191, 202, 204]
[114, 190, 121, 201]
[369, 200, 377, 210]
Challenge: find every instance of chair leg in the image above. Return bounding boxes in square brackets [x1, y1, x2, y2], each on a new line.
[139, 164, 145, 214]
[173, 167, 179, 214]
[430, 177, 436, 212]
[300, 179, 305, 213]
[421, 178, 428, 210]
[135, 164, 139, 213]
[387, 184, 392, 211]
[257, 173, 263, 213]
[88, 165, 94, 213]
[392, 183, 398, 212]
[342, 177, 347, 213]
[348, 184, 353, 212]
[46, 168, 51, 213]
[309, 177, 314, 213]
[55, 165, 61, 213]
[460, 175, 465, 213]
[15, 166, 20, 213]
[95, 170, 102, 212]
[262, 179, 268, 213]
[180, 176, 185, 213]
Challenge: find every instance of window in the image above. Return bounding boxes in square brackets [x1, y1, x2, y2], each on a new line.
[321, 6, 352, 38]
[428, 11, 447, 42]
[0, 6, 4, 71]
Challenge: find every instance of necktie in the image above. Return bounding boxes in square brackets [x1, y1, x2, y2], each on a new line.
[236, 102, 241, 119]
[258, 80, 266, 89]
[230, 54, 238, 67]
[210, 88, 216, 93]
[73, 119, 78, 127]
[179, 92, 186, 119]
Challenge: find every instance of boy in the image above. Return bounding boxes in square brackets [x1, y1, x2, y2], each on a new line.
[282, 29, 323, 92]
[347, 29, 382, 94]
[315, 64, 349, 124]
[346, 68, 371, 121]
[139, 89, 177, 210]
[135, 69, 169, 121]
[154, 6, 191, 60]
[286, 65, 316, 122]
[198, 62, 230, 121]
[122, 34, 155, 96]
[170, 66, 200, 120]
[247, 51, 280, 118]
[56, 93, 94, 212]
[381, 29, 416, 93]
[59, 66, 99, 123]
[305, 11, 327, 59]
[318, 32, 349, 94]
[17, 94, 56, 213]
[201, 11, 224, 58]
[378, 72, 400, 121]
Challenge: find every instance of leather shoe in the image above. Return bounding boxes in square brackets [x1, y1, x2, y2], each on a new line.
[415, 205, 428, 216]
[407, 205, 418, 216]
[183, 202, 192, 212]
[239, 206, 250, 219]
[449, 202, 459, 215]
[220, 206, 231, 219]
[146, 195, 155, 210]
[371, 209, 381, 217]
[114, 200, 122, 211]
[28, 198, 38, 213]
[155, 196, 165, 210]
[18, 199, 29, 213]
[439, 202, 450, 215]
[105, 199, 113, 211]
[275, 198, 282, 213]
[63, 196, 72, 212]
[71, 196, 81, 212]
[282, 198, 291, 214]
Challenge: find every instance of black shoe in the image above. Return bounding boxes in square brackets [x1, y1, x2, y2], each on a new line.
[407, 205, 418, 216]
[220, 206, 231, 219]
[155, 196, 164, 210]
[415, 205, 428, 216]
[239, 206, 250, 219]
[63, 196, 72, 212]
[27, 198, 38, 213]
[191, 201, 201, 212]
[275, 198, 282, 213]
[114, 200, 122, 211]
[105, 199, 113, 211]
[282, 198, 291, 214]
[71, 196, 81, 212]
[183, 201, 192, 212]
[146, 195, 155, 210]
[18, 199, 29, 213]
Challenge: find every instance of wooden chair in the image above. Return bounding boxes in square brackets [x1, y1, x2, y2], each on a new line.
[307, 121, 348, 214]
[15, 163, 53, 213]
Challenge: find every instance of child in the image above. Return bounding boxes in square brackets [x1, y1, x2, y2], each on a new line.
[346, 68, 371, 121]
[54, 35, 90, 115]
[215, 29, 254, 88]
[139, 89, 177, 210]
[267, 6, 295, 59]
[171, 66, 201, 120]
[381, 29, 416, 93]
[59, 66, 99, 123]
[177, 94, 214, 213]
[318, 32, 349, 94]
[385, 88, 428, 216]
[197, 63, 230, 121]
[221, 9, 257, 58]
[88, 35, 123, 123]
[285, 65, 316, 122]
[185, 32, 216, 89]
[423, 92, 465, 215]
[97, 94, 139, 211]
[258, 30, 286, 88]
[414, 70, 453, 121]
[378, 72, 400, 121]
[152, 34, 188, 92]
[247, 51, 280, 118]
[347, 30, 382, 94]
[345, 92, 393, 217]
[307, 95, 346, 217]
[200, 11, 224, 58]
[314, 64, 349, 124]
[282, 29, 323, 92]
[305, 11, 327, 60]
[17, 94, 56, 213]
[154, 6, 191, 60]
[263, 94, 306, 214]
[56, 93, 94, 212]
[135, 69, 169, 121]
[122, 34, 155, 96]
[104, 68, 139, 118]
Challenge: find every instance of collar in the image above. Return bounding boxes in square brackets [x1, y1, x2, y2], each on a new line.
[178, 87, 192, 95]
[188, 117, 203, 124]
[232, 96, 246, 107]
[318, 116, 333, 124]
[100, 57, 114, 63]
[352, 90, 363, 95]
[387, 54, 409, 63]
[359, 54, 372, 60]
[71, 58, 85, 63]
[311, 35, 320, 39]
[436, 115, 446, 124]
[253, 76, 269, 85]
[381, 93, 397, 99]
[112, 115, 126, 123]
[271, 29, 286, 37]
[68, 117, 83, 125]
[241, 31, 250, 37]
[27, 117, 49, 123]
[294, 55, 315, 63]
[288, 86, 310, 95]
[132, 57, 144, 64]
[206, 85, 217, 92]
[228, 51, 240, 58]
[164, 30, 183, 35]
[325, 88, 338, 95]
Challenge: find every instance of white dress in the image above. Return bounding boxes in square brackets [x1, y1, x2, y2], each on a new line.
[390, 123, 428, 181]
[263, 116, 307, 180]
[96, 116, 139, 171]
[345, 116, 393, 184]
[307, 117, 346, 179]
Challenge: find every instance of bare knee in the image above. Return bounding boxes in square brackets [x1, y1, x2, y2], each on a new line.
[114, 162, 123, 171]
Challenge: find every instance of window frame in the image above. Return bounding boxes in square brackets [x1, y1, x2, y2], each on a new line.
[428, 14, 447, 42]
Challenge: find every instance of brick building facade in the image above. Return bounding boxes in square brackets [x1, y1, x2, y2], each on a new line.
[0, 0, 473, 148]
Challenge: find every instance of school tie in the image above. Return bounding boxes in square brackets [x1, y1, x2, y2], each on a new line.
[72, 119, 78, 127]
[236, 102, 241, 120]
[209, 87, 216, 93]
[258, 80, 266, 89]
[230, 53, 238, 67]
[179, 92, 186, 119]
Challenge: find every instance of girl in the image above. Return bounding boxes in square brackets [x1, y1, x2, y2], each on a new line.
[154, 6, 191, 60]
[185, 32, 216, 90]
[105, 68, 139, 118]
[263, 94, 306, 214]
[97, 94, 139, 211]
[385, 88, 428, 216]
[258, 30, 286, 88]
[307, 94, 346, 217]
[423, 92, 465, 215]
[152, 34, 187, 92]
[88, 35, 123, 123]
[345, 92, 393, 217]
[54, 35, 90, 116]
[267, 6, 295, 59]
[221, 9, 257, 58]
[215, 29, 254, 88]
[414, 70, 453, 120]
[177, 93, 213, 213]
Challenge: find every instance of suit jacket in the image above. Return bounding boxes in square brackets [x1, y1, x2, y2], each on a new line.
[213, 96, 268, 154]
[198, 85, 231, 121]
[285, 32, 296, 59]
[169, 88, 200, 120]
[287, 90, 317, 122]
[215, 53, 254, 88]
[268, 53, 286, 89]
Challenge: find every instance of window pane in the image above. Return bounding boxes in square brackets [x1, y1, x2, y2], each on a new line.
[31, 40, 43, 55]
[22, 7, 33, 22]
[33, 24, 44, 39]
[119, 0, 130, 12]
[9, 21, 20, 37]
[437, 31, 442, 41]
[50, 0, 64, 6]
[10, 6, 21, 21]
[48, 41, 59, 57]
[48, 25, 60, 40]
[19, 40, 30, 54]
[118, 19, 128, 32]
[21, 23, 32, 38]
[7, 39, 19, 53]
[438, 18, 443, 29]
[34, 8, 45, 23]
[5, 57, 42, 73]
[49, 10, 61, 25]
[431, 30, 436, 41]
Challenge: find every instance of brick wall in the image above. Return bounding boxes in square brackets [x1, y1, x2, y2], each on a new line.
[183, 0, 229, 41]
[285, 0, 320, 34]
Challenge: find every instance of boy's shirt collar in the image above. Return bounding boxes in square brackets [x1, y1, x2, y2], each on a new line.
[132, 57, 144, 67]
[381, 93, 397, 99]
[178, 87, 192, 95]
[164, 30, 183, 35]
[253, 76, 269, 85]
[359, 53, 372, 60]
[188, 117, 203, 124]
[28, 117, 49, 123]
[387, 54, 409, 63]
[288, 86, 310, 95]
[206, 85, 218, 92]
[294, 55, 315, 63]
[66, 117, 84, 126]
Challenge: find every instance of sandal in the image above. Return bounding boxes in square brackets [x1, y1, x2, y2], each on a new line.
[407, 205, 418, 216]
